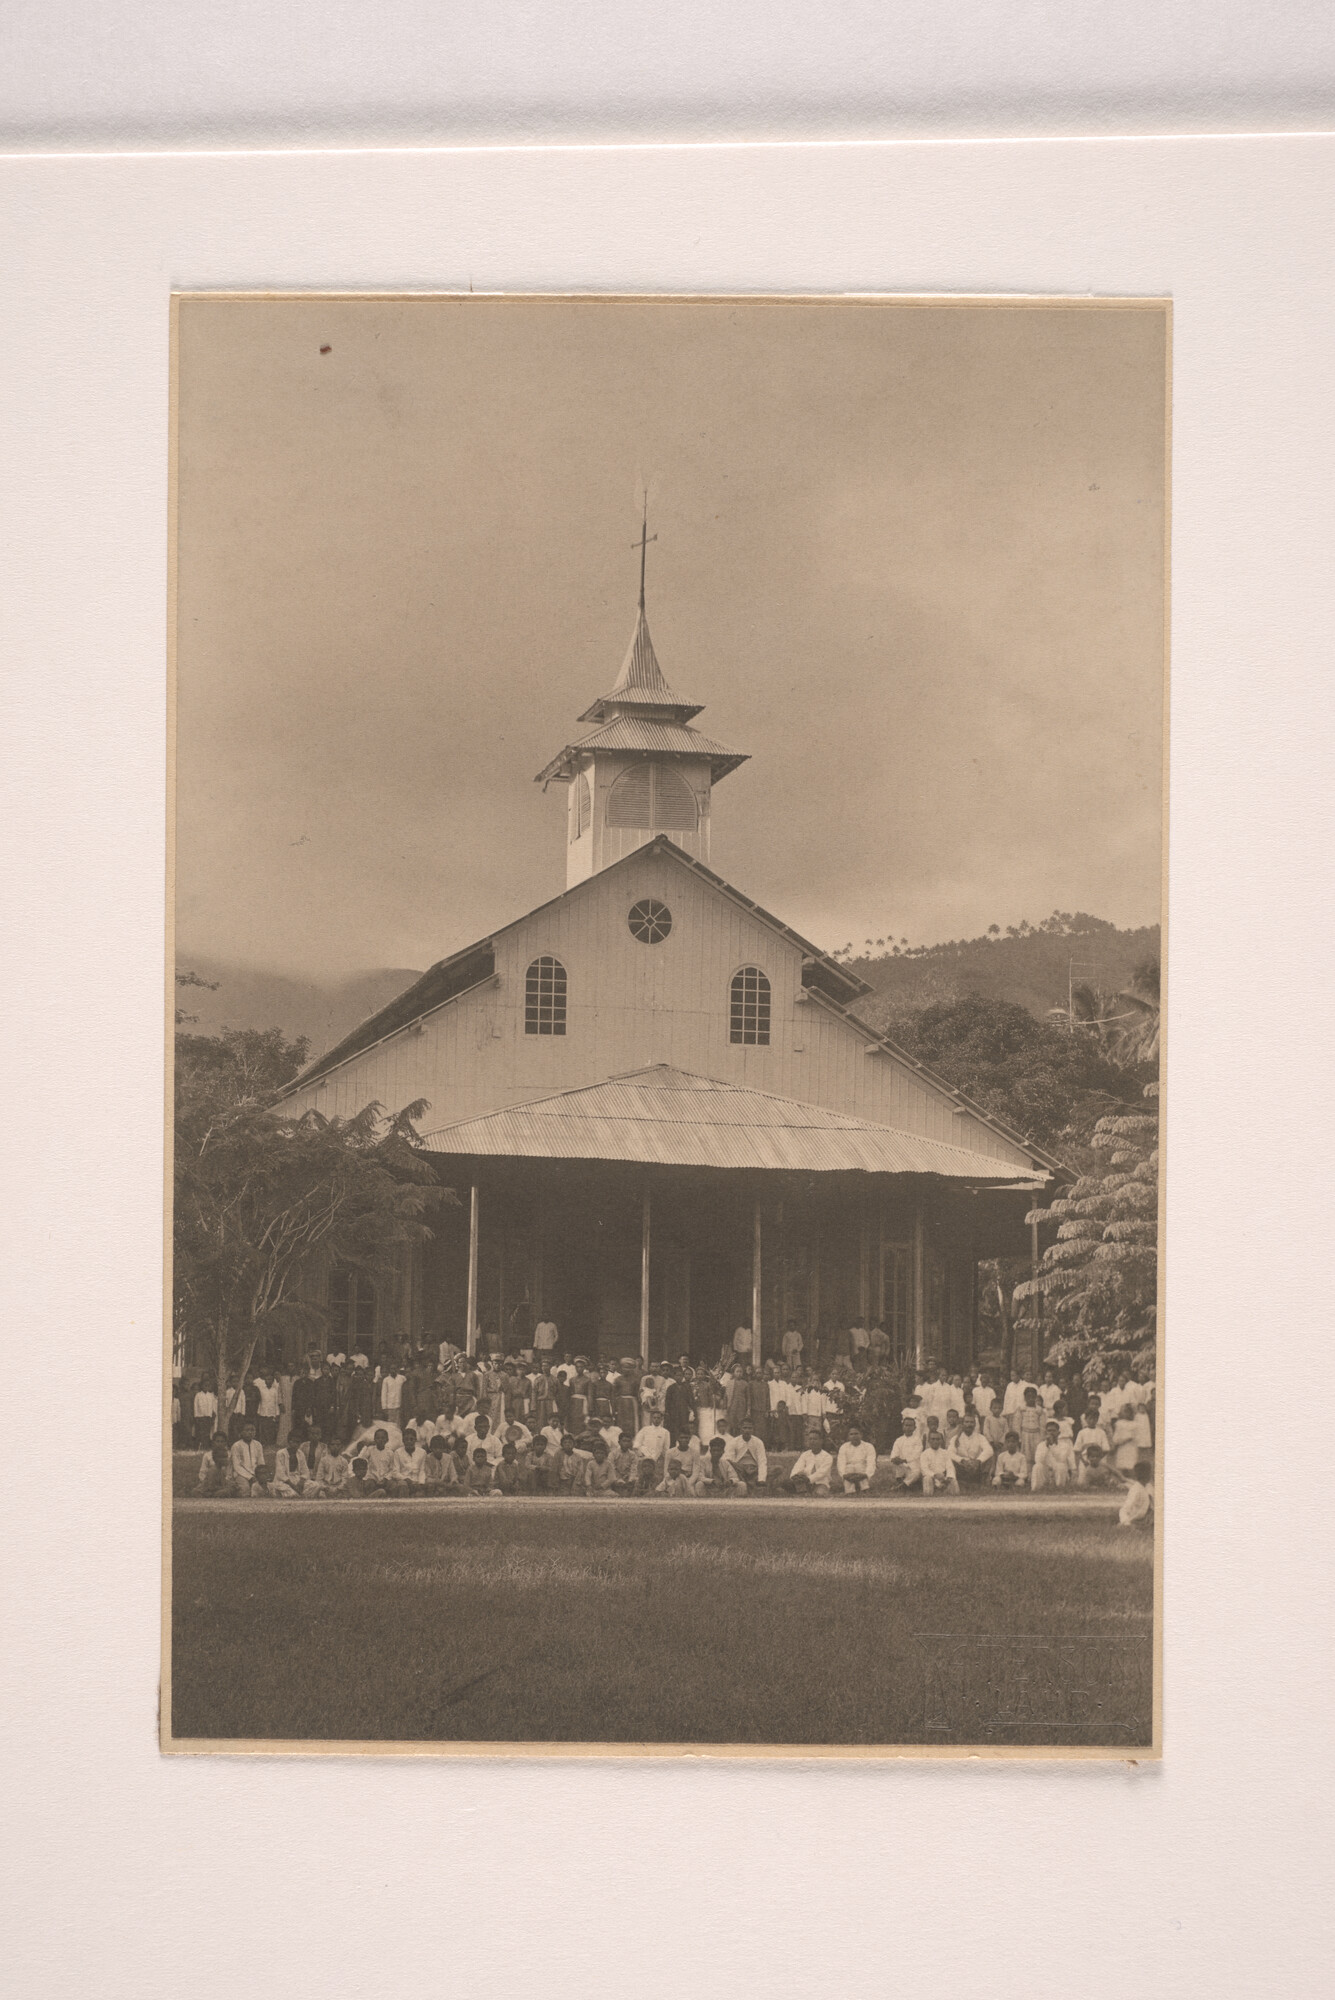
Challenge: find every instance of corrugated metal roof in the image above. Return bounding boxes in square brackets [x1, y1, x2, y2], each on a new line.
[536, 714, 748, 786]
[421, 1064, 1048, 1184]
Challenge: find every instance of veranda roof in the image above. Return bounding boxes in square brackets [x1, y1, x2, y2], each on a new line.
[419, 1064, 1048, 1186]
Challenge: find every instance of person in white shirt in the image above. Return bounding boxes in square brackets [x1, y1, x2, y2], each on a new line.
[780, 1321, 804, 1366]
[992, 1433, 1028, 1489]
[886, 1419, 924, 1491]
[902, 1395, 929, 1438]
[192, 1384, 219, 1446]
[723, 1425, 768, 1492]
[949, 1413, 994, 1487]
[971, 1374, 995, 1423]
[228, 1425, 266, 1497]
[466, 1414, 506, 1466]
[271, 1438, 311, 1497]
[1002, 1373, 1033, 1417]
[919, 1429, 959, 1497]
[252, 1369, 282, 1444]
[1075, 1415, 1113, 1486]
[781, 1446, 834, 1496]
[1117, 1463, 1153, 1527]
[836, 1429, 877, 1494]
[849, 1323, 870, 1360]
[379, 1365, 406, 1421]
[389, 1430, 428, 1495]
[1038, 1371, 1063, 1413]
[731, 1325, 754, 1360]
[632, 1419, 670, 1492]
[533, 1318, 559, 1359]
[1031, 1421, 1077, 1491]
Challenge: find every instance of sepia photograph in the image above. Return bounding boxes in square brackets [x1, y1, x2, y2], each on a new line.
[165, 292, 1166, 1754]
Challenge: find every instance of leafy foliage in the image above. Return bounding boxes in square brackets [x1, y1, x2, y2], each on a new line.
[883, 992, 1144, 1151]
[173, 1021, 454, 1414]
[1015, 1085, 1159, 1390]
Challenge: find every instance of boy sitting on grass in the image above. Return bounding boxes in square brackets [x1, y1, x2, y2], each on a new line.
[1030, 1420, 1077, 1491]
[1117, 1461, 1154, 1529]
[197, 1434, 232, 1494]
[492, 1442, 522, 1494]
[992, 1432, 1028, 1490]
[343, 1458, 386, 1499]
[465, 1447, 497, 1495]
[422, 1435, 458, 1493]
[919, 1427, 959, 1497]
[699, 1437, 744, 1495]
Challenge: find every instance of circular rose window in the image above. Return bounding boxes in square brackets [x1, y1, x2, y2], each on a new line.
[628, 898, 672, 944]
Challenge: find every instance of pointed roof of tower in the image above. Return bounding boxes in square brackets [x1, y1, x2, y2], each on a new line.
[585, 602, 700, 716]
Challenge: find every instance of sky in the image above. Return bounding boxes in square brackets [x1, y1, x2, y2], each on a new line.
[174, 296, 1166, 980]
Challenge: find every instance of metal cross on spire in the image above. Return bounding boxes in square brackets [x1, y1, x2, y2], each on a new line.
[632, 495, 657, 612]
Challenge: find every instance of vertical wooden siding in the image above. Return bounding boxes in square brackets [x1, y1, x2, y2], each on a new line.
[285, 846, 1031, 1170]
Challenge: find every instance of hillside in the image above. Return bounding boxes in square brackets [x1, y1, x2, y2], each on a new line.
[843, 914, 1161, 1040]
[174, 957, 423, 1059]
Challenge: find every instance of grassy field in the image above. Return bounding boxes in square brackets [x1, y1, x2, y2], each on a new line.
[169, 1506, 1153, 1747]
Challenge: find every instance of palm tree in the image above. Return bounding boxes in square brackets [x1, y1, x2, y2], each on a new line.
[1116, 958, 1160, 1062]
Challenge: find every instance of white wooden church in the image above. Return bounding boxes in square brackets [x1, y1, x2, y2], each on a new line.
[280, 548, 1054, 1367]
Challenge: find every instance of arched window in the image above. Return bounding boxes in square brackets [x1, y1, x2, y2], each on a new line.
[729, 966, 771, 1045]
[606, 762, 699, 832]
[524, 956, 567, 1035]
[570, 772, 592, 843]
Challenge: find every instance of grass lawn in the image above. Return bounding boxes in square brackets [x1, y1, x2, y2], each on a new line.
[169, 1505, 1153, 1748]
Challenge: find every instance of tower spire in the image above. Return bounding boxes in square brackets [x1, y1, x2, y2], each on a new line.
[633, 494, 656, 614]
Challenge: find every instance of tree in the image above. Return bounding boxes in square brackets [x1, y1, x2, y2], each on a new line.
[173, 1023, 455, 1419]
[1116, 957, 1161, 1063]
[1014, 1084, 1159, 1392]
[895, 992, 1140, 1152]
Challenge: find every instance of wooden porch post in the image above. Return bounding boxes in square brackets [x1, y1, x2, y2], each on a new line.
[876, 1210, 887, 1326]
[640, 1185, 652, 1367]
[858, 1205, 872, 1324]
[1030, 1214, 1044, 1377]
[751, 1196, 763, 1366]
[465, 1182, 479, 1357]
[912, 1201, 926, 1370]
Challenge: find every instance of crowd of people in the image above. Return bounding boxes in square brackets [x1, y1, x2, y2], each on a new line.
[178, 1315, 1155, 1526]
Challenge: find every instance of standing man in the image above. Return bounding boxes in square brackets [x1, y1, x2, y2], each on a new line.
[378, 1356, 406, 1433]
[534, 1312, 560, 1364]
[252, 1365, 282, 1447]
[781, 1320, 804, 1370]
[192, 1381, 218, 1448]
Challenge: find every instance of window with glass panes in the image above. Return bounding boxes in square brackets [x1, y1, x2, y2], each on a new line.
[729, 966, 771, 1045]
[524, 956, 567, 1035]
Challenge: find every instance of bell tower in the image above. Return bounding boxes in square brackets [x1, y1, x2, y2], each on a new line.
[536, 506, 749, 888]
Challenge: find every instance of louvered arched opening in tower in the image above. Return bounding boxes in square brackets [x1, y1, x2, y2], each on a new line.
[730, 966, 771, 1045]
[524, 956, 567, 1035]
[606, 762, 699, 831]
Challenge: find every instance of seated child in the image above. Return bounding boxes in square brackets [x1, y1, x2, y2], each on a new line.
[1117, 1461, 1154, 1528]
[422, 1436, 459, 1492]
[271, 1439, 311, 1498]
[1075, 1411, 1113, 1486]
[608, 1440, 639, 1494]
[197, 1435, 232, 1494]
[492, 1442, 522, 1494]
[919, 1428, 959, 1497]
[465, 1447, 496, 1495]
[992, 1433, 1029, 1489]
[1030, 1420, 1077, 1491]
[343, 1458, 386, 1499]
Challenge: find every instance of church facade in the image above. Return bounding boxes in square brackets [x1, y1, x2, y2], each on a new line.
[279, 572, 1055, 1369]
